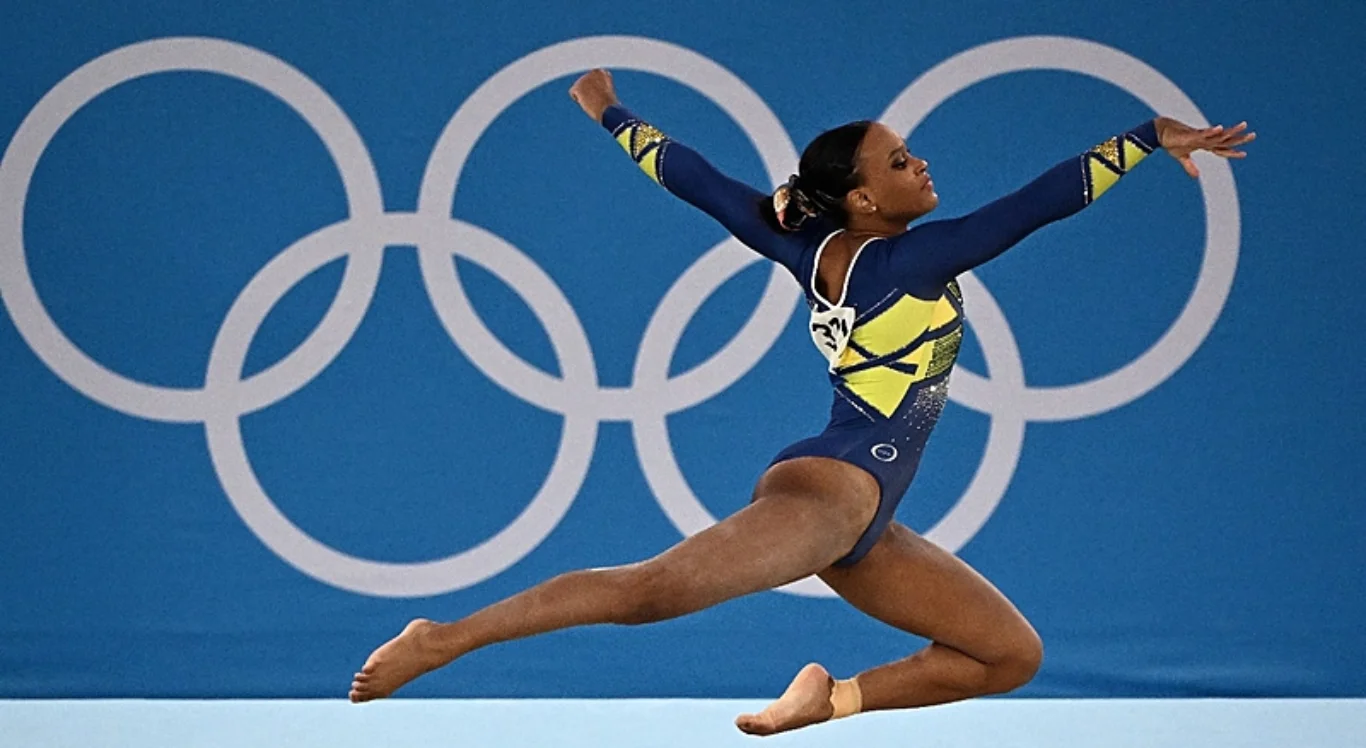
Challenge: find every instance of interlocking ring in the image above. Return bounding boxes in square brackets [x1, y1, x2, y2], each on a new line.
[0, 35, 1238, 598]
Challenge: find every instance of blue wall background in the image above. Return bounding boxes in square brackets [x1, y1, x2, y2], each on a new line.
[2, 0, 1363, 698]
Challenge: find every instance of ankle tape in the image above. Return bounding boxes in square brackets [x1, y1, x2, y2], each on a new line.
[829, 677, 863, 720]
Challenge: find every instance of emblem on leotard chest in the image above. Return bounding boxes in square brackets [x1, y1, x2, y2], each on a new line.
[809, 305, 856, 369]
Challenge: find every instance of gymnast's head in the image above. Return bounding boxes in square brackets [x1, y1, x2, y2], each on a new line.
[770, 121, 938, 231]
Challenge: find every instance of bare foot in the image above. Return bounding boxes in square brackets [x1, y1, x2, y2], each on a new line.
[734, 662, 836, 736]
[349, 618, 452, 702]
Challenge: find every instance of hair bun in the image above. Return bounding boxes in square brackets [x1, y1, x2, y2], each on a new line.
[772, 174, 823, 231]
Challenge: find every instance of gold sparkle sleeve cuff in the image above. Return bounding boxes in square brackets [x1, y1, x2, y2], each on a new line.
[610, 116, 670, 186]
[1082, 121, 1157, 204]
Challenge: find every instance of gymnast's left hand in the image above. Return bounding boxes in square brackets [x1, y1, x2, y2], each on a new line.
[1155, 116, 1257, 178]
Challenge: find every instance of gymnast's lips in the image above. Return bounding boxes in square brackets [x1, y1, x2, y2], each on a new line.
[921, 175, 935, 192]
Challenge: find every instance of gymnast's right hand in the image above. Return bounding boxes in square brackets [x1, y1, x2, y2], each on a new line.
[569, 68, 619, 123]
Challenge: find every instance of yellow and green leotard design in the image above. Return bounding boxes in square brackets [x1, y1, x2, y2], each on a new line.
[603, 104, 1157, 565]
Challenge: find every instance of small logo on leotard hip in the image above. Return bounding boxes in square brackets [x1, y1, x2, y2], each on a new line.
[871, 443, 898, 462]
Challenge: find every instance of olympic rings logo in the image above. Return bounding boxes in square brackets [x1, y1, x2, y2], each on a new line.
[0, 35, 1239, 599]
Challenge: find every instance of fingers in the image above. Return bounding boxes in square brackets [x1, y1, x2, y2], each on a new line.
[568, 68, 611, 97]
[571, 68, 611, 84]
[568, 68, 619, 122]
[1214, 122, 1254, 144]
[1204, 122, 1256, 148]
[1175, 121, 1252, 176]
[1178, 121, 1255, 164]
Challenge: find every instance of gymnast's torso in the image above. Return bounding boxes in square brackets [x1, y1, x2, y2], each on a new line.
[767, 228, 966, 565]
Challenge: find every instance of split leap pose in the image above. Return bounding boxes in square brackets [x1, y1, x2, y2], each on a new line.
[350, 69, 1253, 736]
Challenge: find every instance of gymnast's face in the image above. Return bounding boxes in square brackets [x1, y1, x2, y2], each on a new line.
[847, 123, 938, 224]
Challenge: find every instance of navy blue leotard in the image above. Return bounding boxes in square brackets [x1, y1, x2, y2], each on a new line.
[602, 105, 1158, 565]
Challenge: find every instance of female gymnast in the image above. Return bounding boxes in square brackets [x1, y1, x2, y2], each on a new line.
[350, 69, 1253, 735]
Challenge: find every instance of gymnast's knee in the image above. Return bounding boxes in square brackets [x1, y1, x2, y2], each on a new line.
[984, 627, 1044, 694]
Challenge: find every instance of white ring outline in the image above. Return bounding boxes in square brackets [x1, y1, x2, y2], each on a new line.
[203, 214, 598, 597]
[882, 35, 1240, 422]
[0, 35, 1238, 598]
[416, 35, 803, 419]
[630, 267, 1028, 598]
[0, 37, 385, 423]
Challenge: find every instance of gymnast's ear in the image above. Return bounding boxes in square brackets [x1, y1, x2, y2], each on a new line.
[845, 187, 878, 217]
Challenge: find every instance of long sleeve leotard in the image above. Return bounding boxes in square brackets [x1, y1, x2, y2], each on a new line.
[600, 103, 1158, 564]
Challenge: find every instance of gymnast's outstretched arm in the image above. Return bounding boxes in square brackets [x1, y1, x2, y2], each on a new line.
[566, 67, 809, 271]
[892, 118, 1254, 294]
[595, 103, 808, 270]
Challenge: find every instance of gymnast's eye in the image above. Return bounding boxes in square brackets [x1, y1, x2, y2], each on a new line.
[892, 158, 908, 170]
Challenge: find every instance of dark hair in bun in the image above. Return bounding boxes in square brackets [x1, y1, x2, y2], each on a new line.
[763, 120, 873, 231]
